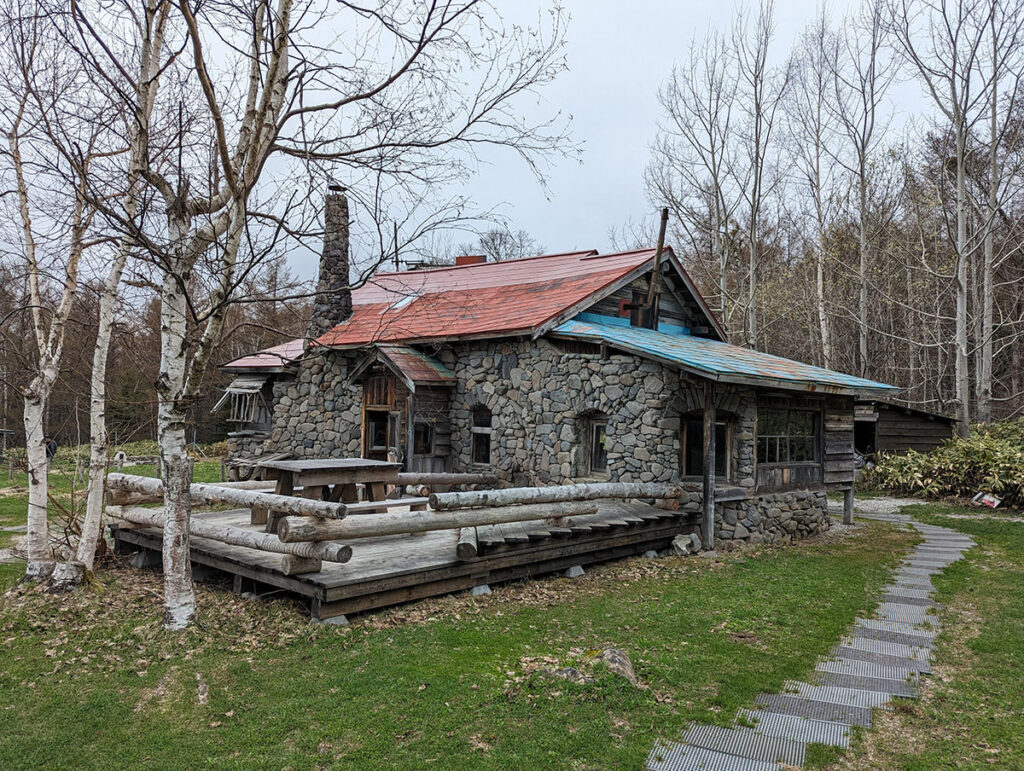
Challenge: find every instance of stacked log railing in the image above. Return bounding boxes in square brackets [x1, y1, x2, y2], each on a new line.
[105, 473, 687, 577]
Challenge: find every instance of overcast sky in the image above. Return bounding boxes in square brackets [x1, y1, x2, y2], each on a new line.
[291, 0, 871, 278]
[454, 0, 860, 258]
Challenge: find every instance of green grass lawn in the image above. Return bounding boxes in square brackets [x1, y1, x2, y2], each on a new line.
[0, 518, 912, 769]
[831, 503, 1024, 770]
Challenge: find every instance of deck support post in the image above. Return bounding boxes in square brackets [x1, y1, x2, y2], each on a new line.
[843, 487, 855, 525]
[702, 380, 716, 551]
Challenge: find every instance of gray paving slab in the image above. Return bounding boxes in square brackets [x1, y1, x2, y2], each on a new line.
[647, 740, 781, 771]
[838, 637, 927, 660]
[854, 617, 938, 637]
[680, 723, 805, 766]
[874, 602, 933, 624]
[879, 585, 933, 599]
[901, 561, 937, 573]
[831, 647, 931, 673]
[736, 710, 850, 748]
[784, 681, 894, 709]
[814, 671, 918, 698]
[852, 625, 936, 648]
[815, 657, 919, 682]
[754, 693, 873, 726]
[890, 577, 935, 589]
[882, 593, 939, 608]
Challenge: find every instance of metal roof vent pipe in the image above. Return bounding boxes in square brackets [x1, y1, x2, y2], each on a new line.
[307, 182, 353, 339]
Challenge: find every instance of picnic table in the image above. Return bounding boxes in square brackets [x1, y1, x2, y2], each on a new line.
[255, 458, 402, 532]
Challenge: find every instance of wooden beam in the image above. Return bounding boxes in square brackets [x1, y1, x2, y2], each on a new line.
[702, 380, 716, 550]
[429, 482, 684, 511]
[110, 505, 353, 563]
[107, 473, 348, 519]
[395, 472, 498, 487]
[277, 501, 601, 543]
[843, 488, 854, 525]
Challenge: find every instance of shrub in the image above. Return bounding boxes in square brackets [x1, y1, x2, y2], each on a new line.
[867, 418, 1024, 507]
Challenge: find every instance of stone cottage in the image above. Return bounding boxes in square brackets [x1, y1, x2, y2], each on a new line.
[218, 187, 897, 549]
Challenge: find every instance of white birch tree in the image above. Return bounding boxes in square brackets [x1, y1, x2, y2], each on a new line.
[65, 0, 571, 628]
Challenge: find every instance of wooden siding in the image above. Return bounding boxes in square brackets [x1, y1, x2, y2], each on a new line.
[874, 405, 953, 455]
[588, 274, 709, 330]
[822, 399, 855, 488]
[754, 394, 854, 491]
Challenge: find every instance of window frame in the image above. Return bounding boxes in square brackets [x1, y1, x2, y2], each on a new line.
[367, 413, 389, 452]
[680, 415, 733, 481]
[470, 407, 492, 465]
[756, 408, 821, 467]
[413, 421, 435, 456]
[588, 418, 609, 476]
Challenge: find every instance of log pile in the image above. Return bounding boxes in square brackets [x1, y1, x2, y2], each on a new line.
[109, 505, 351, 575]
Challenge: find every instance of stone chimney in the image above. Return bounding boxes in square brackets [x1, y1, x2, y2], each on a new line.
[307, 183, 352, 339]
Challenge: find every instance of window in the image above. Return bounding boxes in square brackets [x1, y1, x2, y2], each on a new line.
[589, 419, 609, 474]
[471, 407, 492, 464]
[413, 422, 434, 455]
[227, 392, 270, 426]
[629, 290, 658, 329]
[367, 413, 389, 452]
[681, 416, 730, 478]
[757, 408, 819, 464]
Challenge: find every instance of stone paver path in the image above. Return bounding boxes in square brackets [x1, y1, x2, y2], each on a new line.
[646, 501, 975, 770]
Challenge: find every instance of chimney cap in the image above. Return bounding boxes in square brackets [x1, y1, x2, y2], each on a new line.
[327, 178, 346, 193]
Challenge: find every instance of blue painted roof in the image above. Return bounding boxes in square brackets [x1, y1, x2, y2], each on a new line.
[555, 315, 899, 396]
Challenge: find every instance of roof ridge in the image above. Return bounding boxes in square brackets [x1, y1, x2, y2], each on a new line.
[371, 249, 600, 277]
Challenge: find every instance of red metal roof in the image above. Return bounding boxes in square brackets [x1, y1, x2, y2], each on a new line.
[222, 339, 304, 371]
[317, 249, 657, 348]
[378, 346, 456, 385]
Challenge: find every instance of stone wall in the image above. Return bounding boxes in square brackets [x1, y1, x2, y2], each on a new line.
[226, 432, 269, 461]
[268, 352, 362, 457]
[252, 335, 832, 548]
[677, 484, 830, 547]
[444, 338, 757, 489]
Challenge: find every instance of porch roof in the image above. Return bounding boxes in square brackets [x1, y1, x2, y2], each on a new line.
[553, 315, 899, 397]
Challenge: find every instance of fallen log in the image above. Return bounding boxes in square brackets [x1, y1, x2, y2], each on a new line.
[396, 472, 497, 486]
[456, 527, 478, 560]
[106, 473, 347, 519]
[429, 482, 684, 511]
[110, 505, 352, 563]
[277, 501, 599, 543]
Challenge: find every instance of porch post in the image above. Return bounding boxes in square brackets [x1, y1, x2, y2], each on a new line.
[405, 394, 415, 472]
[843, 487, 854, 525]
[702, 380, 716, 550]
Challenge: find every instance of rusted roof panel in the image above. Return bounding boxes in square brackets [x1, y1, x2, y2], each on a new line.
[555, 315, 899, 396]
[222, 339, 304, 371]
[378, 345, 456, 385]
[316, 249, 657, 348]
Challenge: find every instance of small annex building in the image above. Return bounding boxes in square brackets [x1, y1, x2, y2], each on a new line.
[219, 188, 897, 549]
[854, 400, 955, 457]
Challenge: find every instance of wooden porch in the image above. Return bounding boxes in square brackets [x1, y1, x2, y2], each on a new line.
[111, 499, 694, 620]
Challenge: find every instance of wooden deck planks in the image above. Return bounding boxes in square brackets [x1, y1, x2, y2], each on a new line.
[112, 500, 698, 619]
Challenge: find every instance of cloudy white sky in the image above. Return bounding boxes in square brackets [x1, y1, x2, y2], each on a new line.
[454, 0, 860, 257]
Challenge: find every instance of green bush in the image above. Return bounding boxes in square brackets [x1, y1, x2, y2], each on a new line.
[867, 418, 1024, 507]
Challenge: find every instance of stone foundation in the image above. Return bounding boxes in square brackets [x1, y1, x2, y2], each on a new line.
[678, 485, 830, 547]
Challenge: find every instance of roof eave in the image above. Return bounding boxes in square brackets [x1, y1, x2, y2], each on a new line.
[547, 329, 898, 398]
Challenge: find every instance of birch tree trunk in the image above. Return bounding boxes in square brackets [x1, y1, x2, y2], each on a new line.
[157, 256, 196, 629]
[50, 246, 130, 588]
[23, 369, 56, 580]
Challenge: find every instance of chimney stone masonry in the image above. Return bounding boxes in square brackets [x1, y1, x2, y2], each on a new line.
[307, 184, 353, 339]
